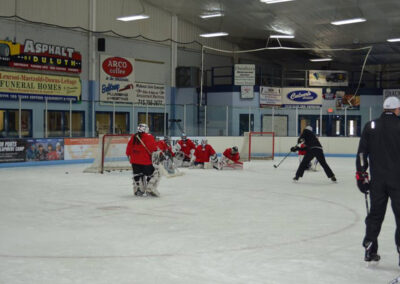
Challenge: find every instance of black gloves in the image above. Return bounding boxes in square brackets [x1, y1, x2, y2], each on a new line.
[290, 146, 300, 152]
[356, 171, 370, 194]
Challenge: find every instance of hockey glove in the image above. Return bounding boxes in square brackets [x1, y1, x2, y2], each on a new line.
[290, 146, 300, 152]
[356, 171, 370, 194]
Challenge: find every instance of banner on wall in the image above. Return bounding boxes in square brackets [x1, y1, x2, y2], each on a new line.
[234, 64, 255, 86]
[64, 138, 99, 160]
[0, 39, 82, 73]
[260, 86, 282, 107]
[0, 71, 81, 102]
[383, 89, 400, 100]
[281, 88, 322, 107]
[240, 86, 254, 99]
[134, 82, 165, 106]
[309, 70, 348, 87]
[26, 138, 64, 161]
[0, 139, 27, 163]
[336, 91, 360, 110]
[100, 55, 136, 103]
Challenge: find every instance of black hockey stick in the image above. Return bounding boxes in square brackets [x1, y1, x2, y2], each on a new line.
[273, 151, 292, 168]
[364, 193, 370, 215]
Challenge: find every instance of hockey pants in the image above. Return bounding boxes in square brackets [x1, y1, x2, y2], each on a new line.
[295, 148, 334, 178]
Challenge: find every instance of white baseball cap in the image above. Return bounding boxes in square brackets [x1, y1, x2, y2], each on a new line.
[305, 126, 313, 131]
[383, 96, 400, 109]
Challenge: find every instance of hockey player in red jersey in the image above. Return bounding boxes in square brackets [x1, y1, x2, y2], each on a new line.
[219, 146, 243, 170]
[126, 123, 160, 196]
[193, 139, 218, 169]
[175, 133, 196, 166]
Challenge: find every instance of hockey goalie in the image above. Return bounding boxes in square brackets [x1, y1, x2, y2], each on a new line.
[155, 136, 183, 177]
[174, 133, 196, 167]
[192, 139, 219, 169]
[126, 123, 161, 197]
[219, 146, 243, 170]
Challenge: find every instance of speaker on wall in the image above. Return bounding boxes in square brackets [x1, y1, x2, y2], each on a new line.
[176, 66, 199, 87]
[98, 38, 105, 52]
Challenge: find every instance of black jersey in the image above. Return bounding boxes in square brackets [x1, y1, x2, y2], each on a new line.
[298, 129, 322, 149]
[356, 112, 400, 185]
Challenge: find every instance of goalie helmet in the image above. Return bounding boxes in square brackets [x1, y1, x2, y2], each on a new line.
[231, 146, 238, 154]
[201, 139, 207, 146]
[181, 133, 187, 141]
[137, 123, 149, 133]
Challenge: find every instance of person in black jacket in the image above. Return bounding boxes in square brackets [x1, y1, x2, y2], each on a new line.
[356, 96, 400, 264]
[291, 126, 336, 182]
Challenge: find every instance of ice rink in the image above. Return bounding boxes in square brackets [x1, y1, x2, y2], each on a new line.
[1, 157, 400, 284]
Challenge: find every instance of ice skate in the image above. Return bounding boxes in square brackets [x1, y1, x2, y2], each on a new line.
[293, 176, 299, 182]
[364, 242, 380, 264]
[330, 175, 337, 182]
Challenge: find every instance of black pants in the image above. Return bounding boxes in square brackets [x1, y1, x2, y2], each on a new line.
[364, 180, 400, 250]
[131, 164, 155, 182]
[295, 148, 334, 178]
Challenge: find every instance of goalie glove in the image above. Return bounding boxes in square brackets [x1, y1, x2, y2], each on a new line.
[356, 171, 370, 194]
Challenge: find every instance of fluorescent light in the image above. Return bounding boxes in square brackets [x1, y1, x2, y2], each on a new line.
[116, 14, 149, 21]
[310, 58, 333, 62]
[260, 0, 295, 4]
[270, 35, 295, 39]
[200, 13, 223, 19]
[387, 38, 400, 42]
[331, 18, 366, 25]
[200, 32, 228, 38]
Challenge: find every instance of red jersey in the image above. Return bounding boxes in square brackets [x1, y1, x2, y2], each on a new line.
[126, 133, 157, 165]
[223, 148, 240, 163]
[194, 144, 216, 163]
[156, 140, 174, 157]
[298, 144, 307, 156]
[177, 139, 196, 158]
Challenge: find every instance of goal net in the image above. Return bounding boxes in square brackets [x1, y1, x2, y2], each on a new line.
[240, 132, 275, 161]
[84, 134, 132, 174]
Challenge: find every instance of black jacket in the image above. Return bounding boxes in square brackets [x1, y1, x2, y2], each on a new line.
[356, 112, 400, 185]
[298, 129, 322, 149]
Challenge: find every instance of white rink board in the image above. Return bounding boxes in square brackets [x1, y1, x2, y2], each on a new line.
[0, 157, 399, 284]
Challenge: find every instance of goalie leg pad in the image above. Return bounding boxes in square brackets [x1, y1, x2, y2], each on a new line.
[145, 169, 161, 197]
[132, 176, 144, 196]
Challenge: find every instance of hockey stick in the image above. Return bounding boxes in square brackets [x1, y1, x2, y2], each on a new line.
[365, 193, 370, 215]
[273, 151, 292, 168]
[359, 153, 370, 215]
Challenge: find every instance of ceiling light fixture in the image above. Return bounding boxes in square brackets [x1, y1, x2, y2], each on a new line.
[116, 14, 150, 21]
[331, 18, 366, 26]
[270, 35, 295, 39]
[200, 32, 228, 38]
[200, 13, 223, 19]
[310, 58, 333, 62]
[387, 38, 400, 42]
[260, 0, 295, 4]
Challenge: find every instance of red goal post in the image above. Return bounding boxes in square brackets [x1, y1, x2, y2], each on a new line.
[240, 132, 275, 162]
[83, 134, 132, 174]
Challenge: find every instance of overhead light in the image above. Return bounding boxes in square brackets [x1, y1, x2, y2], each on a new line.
[200, 13, 223, 19]
[310, 58, 333, 62]
[270, 35, 295, 39]
[200, 32, 228, 38]
[116, 14, 150, 21]
[331, 18, 366, 25]
[387, 38, 400, 42]
[260, 0, 295, 4]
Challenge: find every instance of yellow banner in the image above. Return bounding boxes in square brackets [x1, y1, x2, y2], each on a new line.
[0, 71, 81, 100]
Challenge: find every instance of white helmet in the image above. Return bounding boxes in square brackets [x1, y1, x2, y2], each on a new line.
[201, 139, 207, 145]
[137, 123, 149, 133]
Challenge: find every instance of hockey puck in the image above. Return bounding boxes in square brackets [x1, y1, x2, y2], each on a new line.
[273, 165, 277, 168]
[65, 172, 69, 174]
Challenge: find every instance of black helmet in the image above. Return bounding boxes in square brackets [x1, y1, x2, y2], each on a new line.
[232, 146, 238, 154]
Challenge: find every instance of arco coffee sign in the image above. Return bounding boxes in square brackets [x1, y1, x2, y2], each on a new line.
[100, 55, 135, 103]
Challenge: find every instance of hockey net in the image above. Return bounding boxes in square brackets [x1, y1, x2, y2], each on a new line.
[240, 132, 275, 162]
[84, 134, 132, 174]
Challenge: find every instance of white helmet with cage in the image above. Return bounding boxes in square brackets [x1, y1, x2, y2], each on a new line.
[137, 123, 149, 133]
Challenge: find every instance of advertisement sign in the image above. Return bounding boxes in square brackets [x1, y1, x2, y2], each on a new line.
[26, 138, 64, 161]
[240, 86, 254, 99]
[100, 55, 136, 103]
[336, 92, 360, 110]
[64, 138, 99, 160]
[383, 89, 400, 100]
[260, 86, 282, 107]
[281, 88, 322, 107]
[0, 39, 82, 73]
[0, 139, 27, 163]
[309, 70, 348, 87]
[0, 71, 81, 102]
[234, 64, 255, 86]
[135, 82, 166, 106]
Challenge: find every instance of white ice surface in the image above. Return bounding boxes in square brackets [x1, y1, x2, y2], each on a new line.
[0, 157, 399, 284]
